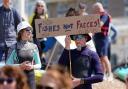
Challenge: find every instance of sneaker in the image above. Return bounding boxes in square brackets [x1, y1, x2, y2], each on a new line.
[103, 73, 107, 81]
[107, 73, 113, 81]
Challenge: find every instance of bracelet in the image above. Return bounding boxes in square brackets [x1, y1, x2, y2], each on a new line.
[80, 79, 85, 84]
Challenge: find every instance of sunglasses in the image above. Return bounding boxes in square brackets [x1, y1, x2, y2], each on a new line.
[0, 78, 16, 84]
[70, 35, 85, 40]
[25, 27, 32, 33]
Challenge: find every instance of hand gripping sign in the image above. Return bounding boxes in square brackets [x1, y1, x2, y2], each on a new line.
[35, 14, 101, 38]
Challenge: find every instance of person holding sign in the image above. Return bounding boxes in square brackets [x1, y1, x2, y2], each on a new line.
[58, 8, 103, 89]
[6, 21, 41, 89]
[92, 2, 113, 81]
[31, 0, 56, 69]
[31, 0, 48, 58]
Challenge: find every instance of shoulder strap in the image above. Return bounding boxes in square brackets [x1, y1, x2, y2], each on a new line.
[15, 43, 19, 63]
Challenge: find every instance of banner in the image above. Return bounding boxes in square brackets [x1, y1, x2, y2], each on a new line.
[35, 14, 101, 38]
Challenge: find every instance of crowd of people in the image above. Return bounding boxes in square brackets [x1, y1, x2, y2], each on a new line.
[0, 0, 127, 89]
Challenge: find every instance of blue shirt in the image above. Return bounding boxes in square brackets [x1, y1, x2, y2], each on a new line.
[94, 12, 110, 38]
[0, 5, 21, 48]
[58, 47, 103, 89]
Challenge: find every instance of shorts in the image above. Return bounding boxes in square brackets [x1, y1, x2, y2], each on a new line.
[94, 36, 109, 57]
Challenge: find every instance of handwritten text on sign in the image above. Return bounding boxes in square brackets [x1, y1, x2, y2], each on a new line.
[35, 14, 100, 38]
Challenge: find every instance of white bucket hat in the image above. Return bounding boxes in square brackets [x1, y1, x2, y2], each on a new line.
[17, 21, 32, 33]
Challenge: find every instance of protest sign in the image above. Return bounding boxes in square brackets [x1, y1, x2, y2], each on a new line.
[35, 14, 100, 38]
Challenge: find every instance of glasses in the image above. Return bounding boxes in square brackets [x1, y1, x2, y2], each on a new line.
[0, 78, 16, 84]
[25, 27, 32, 33]
[70, 35, 85, 40]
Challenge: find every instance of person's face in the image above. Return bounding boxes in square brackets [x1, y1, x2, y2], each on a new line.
[70, 35, 87, 47]
[36, 4, 44, 14]
[21, 28, 32, 41]
[92, 6, 100, 14]
[0, 76, 16, 89]
[3, 0, 11, 7]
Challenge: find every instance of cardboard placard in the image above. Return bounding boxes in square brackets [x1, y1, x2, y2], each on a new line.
[35, 14, 101, 38]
